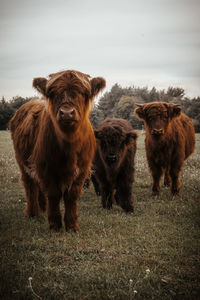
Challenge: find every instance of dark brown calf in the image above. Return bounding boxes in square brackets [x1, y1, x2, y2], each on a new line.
[10, 70, 106, 231]
[92, 118, 137, 212]
[134, 102, 195, 196]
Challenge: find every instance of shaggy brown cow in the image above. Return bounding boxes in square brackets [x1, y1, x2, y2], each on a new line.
[10, 69, 106, 231]
[92, 118, 138, 212]
[134, 102, 195, 196]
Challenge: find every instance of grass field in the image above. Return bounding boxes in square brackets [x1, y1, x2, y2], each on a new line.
[0, 130, 200, 300]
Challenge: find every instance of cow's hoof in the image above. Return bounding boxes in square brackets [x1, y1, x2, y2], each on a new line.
[49, 222, 62, 231]
[103, 205, 112, 210]
[65, 223, 80, 232]
[25, 208, 40, 218]
[171, 190, 180, 196]
[151, 191, 159, 197]
[124, 207, 134, 213]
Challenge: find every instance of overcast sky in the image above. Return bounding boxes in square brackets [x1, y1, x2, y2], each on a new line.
[0, 0, 200, 101]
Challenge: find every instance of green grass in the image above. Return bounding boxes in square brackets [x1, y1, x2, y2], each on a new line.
[0, 131, 200, 300]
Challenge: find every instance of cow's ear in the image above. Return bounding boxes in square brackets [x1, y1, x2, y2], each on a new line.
[90, 77, 106, 98]
[125, 131, 138, 145]
[166, 103, 181, 119]
[33, 77, 47, 96]
[134, 105, 145, 120]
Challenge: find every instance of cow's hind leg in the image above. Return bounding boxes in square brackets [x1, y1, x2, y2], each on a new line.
[91, 173, 101, 196]
[21, 170, 40, 217]
[164, 166, 171, 187]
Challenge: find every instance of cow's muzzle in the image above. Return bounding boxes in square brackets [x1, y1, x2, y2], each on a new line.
[151, 129, 164, 136]
[58, 108, 77, 123]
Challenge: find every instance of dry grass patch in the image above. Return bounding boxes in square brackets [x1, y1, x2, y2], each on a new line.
[0, 131, 200, 299]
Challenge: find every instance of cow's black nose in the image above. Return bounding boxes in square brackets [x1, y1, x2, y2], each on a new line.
[151, 129, 163, 136]
[107, 154, 117, 164]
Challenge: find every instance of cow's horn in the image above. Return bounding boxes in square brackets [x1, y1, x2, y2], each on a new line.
[136, 103, 143, 107]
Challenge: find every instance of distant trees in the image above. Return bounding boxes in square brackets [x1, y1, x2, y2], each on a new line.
[167, 87, 185, 98]
[9, 96, 30, 110]
[0, 97, 14, 130]
[0, 96, 32, 130]
[115, 96, 143, 129]
[90, 85, 200, 132]
[0, 86, 200, 132]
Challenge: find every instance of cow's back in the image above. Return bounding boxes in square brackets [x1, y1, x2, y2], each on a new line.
[10, 99, 46, 163]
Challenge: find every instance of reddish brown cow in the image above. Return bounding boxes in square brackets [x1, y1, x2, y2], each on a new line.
[10, 70, 106, 231]
[92, 118, 138, 212]
[134, 102, 195, 196]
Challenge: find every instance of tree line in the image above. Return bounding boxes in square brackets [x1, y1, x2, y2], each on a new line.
[1, 85, 200, 131]
[90, 84, 200, 132]
[0, 96, 33, 130]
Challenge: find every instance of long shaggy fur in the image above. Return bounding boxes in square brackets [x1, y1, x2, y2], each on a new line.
[92, 118, 138, 212]
[134, 102, 195, 196]
[10, 69, 106, 231]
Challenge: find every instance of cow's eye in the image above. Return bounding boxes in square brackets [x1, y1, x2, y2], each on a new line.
[101, 141, 106, 149]
[82, 92, 87, 98]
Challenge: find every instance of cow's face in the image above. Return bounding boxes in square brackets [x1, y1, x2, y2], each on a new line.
[33, 70, 106, 132]
[95, 127, 137, 167]
[134, 102, 181, 138]
[49, 90, 86, 132]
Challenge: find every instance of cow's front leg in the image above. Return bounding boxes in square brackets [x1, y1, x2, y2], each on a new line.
[64, 180, 84, 232]
[47, 189, 62, 231]
[101, 185, 114, 209]
[115, 182, 134, 212]
[151, 166, 163, 196]
[38, 188, 46, 212]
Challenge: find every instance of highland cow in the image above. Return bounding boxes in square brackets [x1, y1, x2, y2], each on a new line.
[134, 102, 195, 196]
[10, 69, 106, 231]
[93, 118, 137, 212]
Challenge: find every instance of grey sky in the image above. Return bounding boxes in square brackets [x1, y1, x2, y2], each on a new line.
[0, 0, 200, 100]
